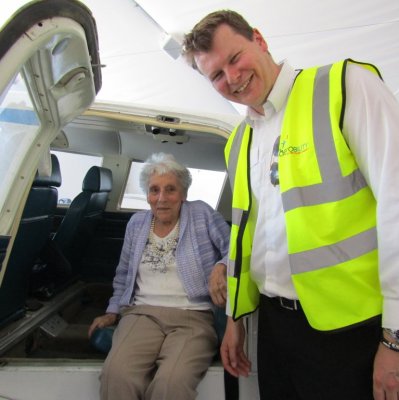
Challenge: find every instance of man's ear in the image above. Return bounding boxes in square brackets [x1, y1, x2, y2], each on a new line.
[253, 28, 268, 51]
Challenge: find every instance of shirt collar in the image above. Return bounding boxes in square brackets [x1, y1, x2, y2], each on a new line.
[246, 61, 297, 122]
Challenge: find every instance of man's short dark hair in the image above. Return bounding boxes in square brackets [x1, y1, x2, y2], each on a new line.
[182, 10, 254, 70]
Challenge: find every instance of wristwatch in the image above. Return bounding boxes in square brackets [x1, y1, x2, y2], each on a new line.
[383, 328, 399, 344]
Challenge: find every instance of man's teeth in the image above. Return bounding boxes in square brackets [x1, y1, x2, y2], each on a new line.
[236, 78, 250, 93]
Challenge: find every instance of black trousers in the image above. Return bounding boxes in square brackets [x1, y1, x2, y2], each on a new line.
[257, 295, 381, 400]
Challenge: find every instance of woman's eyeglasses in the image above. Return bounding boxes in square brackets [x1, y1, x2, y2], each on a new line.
[269, 135, 280, 186]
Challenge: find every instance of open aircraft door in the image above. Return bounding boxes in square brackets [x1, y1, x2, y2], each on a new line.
[0, 0, 101, 288]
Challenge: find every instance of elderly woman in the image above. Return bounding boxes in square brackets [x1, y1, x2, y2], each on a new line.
[88, 152, 230, 400]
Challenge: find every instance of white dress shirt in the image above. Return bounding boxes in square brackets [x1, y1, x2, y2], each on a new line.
[247, 61, 399, 329]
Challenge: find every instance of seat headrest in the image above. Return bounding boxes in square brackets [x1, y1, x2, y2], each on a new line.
[82, 166, 113, 193]
[34, 154, 62, 187]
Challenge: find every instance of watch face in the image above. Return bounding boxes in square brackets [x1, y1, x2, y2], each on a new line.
[387, 328, 399, 341]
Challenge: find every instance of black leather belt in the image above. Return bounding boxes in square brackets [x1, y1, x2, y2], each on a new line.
[270, 296, 301, 311]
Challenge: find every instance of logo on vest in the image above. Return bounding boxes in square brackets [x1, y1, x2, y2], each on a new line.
[279, 139, 309, 157]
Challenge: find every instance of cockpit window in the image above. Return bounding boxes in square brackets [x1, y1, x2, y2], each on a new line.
[0, 73, 40, 209]
[51, 151, 103, 206]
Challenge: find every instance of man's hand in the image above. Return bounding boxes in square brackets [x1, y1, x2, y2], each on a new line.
[220, 317, 251, 377]
[373, 342, 399, 399]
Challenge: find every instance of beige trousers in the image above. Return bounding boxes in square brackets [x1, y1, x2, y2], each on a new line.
[100, 305, 218, 400]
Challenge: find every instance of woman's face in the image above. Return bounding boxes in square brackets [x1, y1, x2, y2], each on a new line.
[147, 172, 186, 225]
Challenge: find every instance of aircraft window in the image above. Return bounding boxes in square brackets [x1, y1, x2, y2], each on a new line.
[0, 73, 40, 209]
[121, 161, 226, 210]
[51, 151, 102, 206]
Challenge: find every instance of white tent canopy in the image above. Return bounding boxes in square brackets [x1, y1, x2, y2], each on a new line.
[83, 0, 399, 117]
[4, 0, 399, 118]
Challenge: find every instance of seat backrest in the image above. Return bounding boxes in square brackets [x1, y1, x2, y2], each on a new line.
[0, 154, 61, 326]
[52, 166, 113, 278]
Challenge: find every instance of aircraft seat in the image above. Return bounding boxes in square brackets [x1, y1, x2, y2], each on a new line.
[52, 166, 113, 281]
[0, 154, 61, 326]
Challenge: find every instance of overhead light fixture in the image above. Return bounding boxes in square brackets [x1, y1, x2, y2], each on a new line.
[133, 2, 181, 60]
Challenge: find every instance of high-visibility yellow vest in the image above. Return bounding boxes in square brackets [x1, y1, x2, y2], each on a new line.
[225, 59, 383, 331]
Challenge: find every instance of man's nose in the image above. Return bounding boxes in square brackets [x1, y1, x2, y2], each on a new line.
[225, 65, 240, 85]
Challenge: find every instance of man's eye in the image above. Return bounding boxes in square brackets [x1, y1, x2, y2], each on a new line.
[212, 72, 222, 82]
[231, 53, 239, 64]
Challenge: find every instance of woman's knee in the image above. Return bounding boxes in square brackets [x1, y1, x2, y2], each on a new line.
[102, 357, 129, 384]
[148, 369, 200, 400]
[101, 356, 145, 399]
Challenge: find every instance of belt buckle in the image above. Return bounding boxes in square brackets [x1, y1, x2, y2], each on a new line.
[279, 297, 298, 311]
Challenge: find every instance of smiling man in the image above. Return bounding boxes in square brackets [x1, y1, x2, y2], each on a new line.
[183, 10, 399, 400]
[192, 23, 280, 114]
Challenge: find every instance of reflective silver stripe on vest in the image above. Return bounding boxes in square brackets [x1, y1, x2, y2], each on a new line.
[282, 169, 368, 212]
[231, 207, 244, 226]
[282, 64, 377, 273]
[227, 123, 250, 279]
[227, 207, 241, 278]
[227, 257, 236, 277]
[227, 121, 247, 194]
[281, 65, 368, 213]
[289, 227, 377, 274]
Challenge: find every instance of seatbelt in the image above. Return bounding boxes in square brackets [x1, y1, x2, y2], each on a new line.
[224, 369, 239, 400]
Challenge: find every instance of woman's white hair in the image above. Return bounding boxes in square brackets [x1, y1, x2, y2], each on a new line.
[139, 153, 192, 196]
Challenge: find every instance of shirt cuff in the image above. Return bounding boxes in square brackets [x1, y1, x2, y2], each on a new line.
[382, 297, 399, 329]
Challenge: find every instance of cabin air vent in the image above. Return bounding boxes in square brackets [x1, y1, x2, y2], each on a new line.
[145, 124, 189, 144]
[152, 133, 189, 145]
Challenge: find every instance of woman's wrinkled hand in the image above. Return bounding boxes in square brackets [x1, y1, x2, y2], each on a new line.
[88, 313, 118, 338]
[208, 263, 227, 307]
